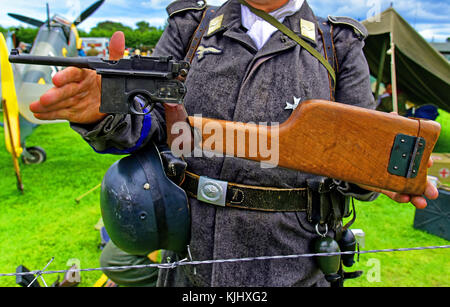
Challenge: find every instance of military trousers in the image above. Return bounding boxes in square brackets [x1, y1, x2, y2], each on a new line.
[100, 241, 159, 287]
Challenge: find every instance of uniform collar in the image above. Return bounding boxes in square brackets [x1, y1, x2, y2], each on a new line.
[284, 0, 319, 45]
[205, 0, 319, 49]
[241, 0, 305, 30]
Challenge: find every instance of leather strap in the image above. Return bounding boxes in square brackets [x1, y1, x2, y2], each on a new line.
[185, 6, 218, 64]
[317, 17, 337, 100]
[238, 0, 336, 85]
[181, 171, 308, 212]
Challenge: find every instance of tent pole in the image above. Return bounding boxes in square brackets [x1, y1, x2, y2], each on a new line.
[390, 33, 399, 114]
[375, 39, 388, 101]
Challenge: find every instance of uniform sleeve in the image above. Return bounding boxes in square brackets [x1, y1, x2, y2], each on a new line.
[332, 24, 379, 202]
[70, 103, 166, 155]
[333, 25, 376, 110]
[152, 5, 205, 59]
[70, 4, 204, 154]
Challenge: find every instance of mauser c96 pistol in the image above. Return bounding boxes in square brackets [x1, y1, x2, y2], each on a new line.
[9, 48, 190, 115]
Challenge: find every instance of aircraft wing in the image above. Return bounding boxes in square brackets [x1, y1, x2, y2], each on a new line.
[17, 82, 66, 125]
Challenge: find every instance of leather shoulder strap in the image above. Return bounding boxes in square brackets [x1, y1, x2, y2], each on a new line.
[317, 17, 337, 101]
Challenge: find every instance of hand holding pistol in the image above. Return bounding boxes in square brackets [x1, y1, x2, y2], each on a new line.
[9, 48, 192, 149]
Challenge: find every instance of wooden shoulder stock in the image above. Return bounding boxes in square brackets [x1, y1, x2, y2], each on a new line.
[188, 100, 441, 195]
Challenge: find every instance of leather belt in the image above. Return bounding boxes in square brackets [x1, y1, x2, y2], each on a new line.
[181, 171, 308, 212]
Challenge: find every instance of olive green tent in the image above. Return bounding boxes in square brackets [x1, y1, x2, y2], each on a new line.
[362, 8, 450, 113]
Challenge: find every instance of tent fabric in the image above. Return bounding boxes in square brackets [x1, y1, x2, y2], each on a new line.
[362, 8, 450, 112]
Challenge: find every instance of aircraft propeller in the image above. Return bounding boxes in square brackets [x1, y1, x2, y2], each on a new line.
[7, 0, 105, 28]
[74, 0, 105, 26]
[6, 14, 44, 28]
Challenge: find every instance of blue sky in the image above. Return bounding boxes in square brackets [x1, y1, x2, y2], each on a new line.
[0, 0, 449, 42]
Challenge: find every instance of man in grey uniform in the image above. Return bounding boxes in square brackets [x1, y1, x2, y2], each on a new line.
[30, 0, 438, 287]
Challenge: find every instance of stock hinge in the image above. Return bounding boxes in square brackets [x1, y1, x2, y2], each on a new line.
[388, 134, 426, 179]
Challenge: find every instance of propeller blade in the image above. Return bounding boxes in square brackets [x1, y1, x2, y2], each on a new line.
[7, 13, 45, 28]
[73, 0, 105, 26]
[46, 3, 51, 29]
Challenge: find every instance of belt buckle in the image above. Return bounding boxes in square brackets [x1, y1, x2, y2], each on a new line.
[197, 176, 228, 207]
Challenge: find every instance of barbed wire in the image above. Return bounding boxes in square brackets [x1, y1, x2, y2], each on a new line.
[25, 257, 54, 288]
[1, 245, 449, 281]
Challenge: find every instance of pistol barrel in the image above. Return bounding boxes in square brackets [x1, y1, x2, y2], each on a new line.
[9, 49, 92, 69]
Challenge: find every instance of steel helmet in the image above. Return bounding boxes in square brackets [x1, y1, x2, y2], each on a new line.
[100, 142, 190, 255]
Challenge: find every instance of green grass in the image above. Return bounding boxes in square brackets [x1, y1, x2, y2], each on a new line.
[434, 109, 450, 153]
[0, 118, 448, 287]
[345, 196, 449, 287]
[0, 121, 122, 287]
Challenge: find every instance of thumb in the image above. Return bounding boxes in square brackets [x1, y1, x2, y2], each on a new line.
[109, 31, 125, 61]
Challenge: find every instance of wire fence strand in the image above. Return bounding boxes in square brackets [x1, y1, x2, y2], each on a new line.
[1, 245, 449, 279]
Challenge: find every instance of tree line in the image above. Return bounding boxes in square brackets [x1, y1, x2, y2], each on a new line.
[1, 22, 448, 49]
[0, 20, 165, 50]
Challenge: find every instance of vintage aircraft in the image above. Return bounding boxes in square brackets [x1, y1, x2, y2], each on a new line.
[1, 0, 105, 164]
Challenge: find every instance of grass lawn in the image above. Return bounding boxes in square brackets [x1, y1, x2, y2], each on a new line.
[0, 116, 448, 287]
[345, 196, 449, 287]
[0, 121, 122, 287]
[434, 108, 450, 153]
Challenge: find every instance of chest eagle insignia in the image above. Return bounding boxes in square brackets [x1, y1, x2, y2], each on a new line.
[196, 46, 222, 61]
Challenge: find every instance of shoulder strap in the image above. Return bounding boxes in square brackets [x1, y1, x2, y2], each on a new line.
[185, 6, 218, 64]
[317, 17, 337, 101]
[327, 16, 368, 41]
[238, 0, 336, 86]
[167, 0, 207, 17]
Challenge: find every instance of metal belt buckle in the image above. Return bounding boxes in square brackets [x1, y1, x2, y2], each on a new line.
[197, 176, 228, 207]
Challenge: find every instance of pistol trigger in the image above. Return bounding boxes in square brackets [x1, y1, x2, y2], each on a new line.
[143, 102, 155, 115]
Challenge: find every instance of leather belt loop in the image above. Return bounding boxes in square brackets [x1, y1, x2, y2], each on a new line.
[307, 188, 314, 222]
[306, 178, 342, 226]
[319, 193, 331, 225]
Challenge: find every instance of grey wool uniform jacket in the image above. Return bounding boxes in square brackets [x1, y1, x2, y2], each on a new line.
[72, 0, 378, 287]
